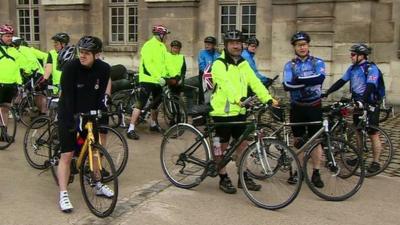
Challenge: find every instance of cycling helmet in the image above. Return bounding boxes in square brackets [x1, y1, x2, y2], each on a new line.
[12, 36, 25, 47]
[152, 25, 170, 36]
[51, 32, 70, 44]
[204, 36, 217, 45]
[223, 29, 244, 44]
[349, 43, 371, 55]
[0, 24, 14, 35]
[77, 35, 102, 53]
[170, 40, 182, 48]
[57, 45, 76, 70]
[246, 36, 259, 46]
[291, 31, 310, 45]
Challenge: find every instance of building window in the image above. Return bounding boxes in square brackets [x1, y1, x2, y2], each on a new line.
[16, 0, 40, 43]
[109, 0, 138, 44]
[220, 3, 256, 41]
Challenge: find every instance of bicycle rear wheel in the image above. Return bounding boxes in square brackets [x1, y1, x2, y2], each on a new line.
[160, 124, 210, 189]
[23, 116, 52, 169]
[18, 95, 41, 126]
[80, 144, 118, 218]
[303, 138, 364, 201]
[98, 125, 129, 181]
[239, 138, 302, 210]
[0, 104, 17, 150]
[345, 125, 393, 177]
[160, 97, 187, 130]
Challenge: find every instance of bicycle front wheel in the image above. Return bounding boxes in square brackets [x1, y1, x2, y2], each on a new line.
[303, 138, 365, 201]
[160, 123, 210, 189]
[239, 138, 302, 210]
[23, 116, 52, 169]
[98, 125, 129, 181]
[0, 104, 17, 150]
[80, 144, 118, 218]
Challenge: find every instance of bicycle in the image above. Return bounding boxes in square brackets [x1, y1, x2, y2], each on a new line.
[161, 98, 302, 210]
[23, 106, 129, 177]
[0, 102, 18, 150]
[329, 99, 394, 177]
[47, 111, 118, 217]
[259, 102, 365, 201]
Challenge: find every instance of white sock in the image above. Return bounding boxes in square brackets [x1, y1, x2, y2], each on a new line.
[95, 181, 103, 190]
[150, 120, 157, 127]
[128, 124, 135, 132]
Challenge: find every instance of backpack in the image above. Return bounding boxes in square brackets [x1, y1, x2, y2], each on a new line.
[363, 62, 386, 101]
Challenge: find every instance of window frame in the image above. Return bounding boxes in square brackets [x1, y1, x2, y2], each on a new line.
[108, 0, 138, 45]
[16, 0, 40, 43]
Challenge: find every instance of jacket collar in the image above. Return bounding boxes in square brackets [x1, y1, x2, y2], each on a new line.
[223, 49, 245, 66]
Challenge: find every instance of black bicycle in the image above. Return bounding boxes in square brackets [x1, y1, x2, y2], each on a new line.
[161, 99, 302, 210]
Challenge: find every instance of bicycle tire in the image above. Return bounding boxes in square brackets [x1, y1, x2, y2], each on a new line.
[23, 116, 52, 169]
[80, 144, 118, 218]
[378, 107, 391, 123]
[239, 138, 302, 210]
[0, 104, 17, 150]
[345, 125, 394, 177]
[18, 95, 41, 127]
[303, 137, 365, 201]
[160, 123, 210, 189]
[99, 125, 129, 181]
[161, 97, 187, 129]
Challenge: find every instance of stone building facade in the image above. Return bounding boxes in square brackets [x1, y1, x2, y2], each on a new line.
[1, 0, 399, 103]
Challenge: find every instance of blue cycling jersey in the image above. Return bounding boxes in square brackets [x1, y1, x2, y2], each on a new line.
[283, 55, 325, 103]
[341, 60, 380, 101]
[197, 49, 220, 73]
[241, 49, 269, 83]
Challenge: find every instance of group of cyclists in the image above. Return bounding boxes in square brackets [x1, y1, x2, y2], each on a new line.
[0, 21, 386, 214]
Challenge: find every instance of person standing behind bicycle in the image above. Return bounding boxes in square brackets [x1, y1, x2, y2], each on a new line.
[166, 40, 186, 95]
[0, 24, 29, 141]
[210, 29, 277, 194]
[322, 43, 383, 174]
[57, 36, 114, 213]
[197, 36, 220, 104]
[283, 31, 326, 188]
[126, 25, 170, 140]
[241, 36, 271, 88]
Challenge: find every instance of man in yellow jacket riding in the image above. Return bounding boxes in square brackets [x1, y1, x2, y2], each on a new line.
[210, 29, 277, 194]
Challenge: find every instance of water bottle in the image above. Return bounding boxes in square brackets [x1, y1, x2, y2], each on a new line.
[213, 136, 222, 157]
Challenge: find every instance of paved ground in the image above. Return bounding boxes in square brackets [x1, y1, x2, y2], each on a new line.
[0, 108, 399, 225]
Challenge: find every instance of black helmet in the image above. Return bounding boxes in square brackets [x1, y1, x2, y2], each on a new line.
[204, 36, 217, 45]
[51, 32, 70, 44]
[246, 36, 259, 46]
[349, 43, 371, 55]
[57, 45, 76, 70]
[170, 40, 182, 48]
[291, 31, 310, 45]
[223, 29, 243, 43]
[77, 36, 102, 53]
[11, 36, 25, 47]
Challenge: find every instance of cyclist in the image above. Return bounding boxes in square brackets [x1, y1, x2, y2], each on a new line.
[57, 36, 113, 213]
[126, 25, 170, 140]
[197, 36, 220, 104]
[210, 29, 277, 194]
[322, 43, 383, 174]
[241, 36, 271, 87]
[283, 31, 325, 188]
[10, 36, 48, 113]
[166, 40, 186, 95]
[0, 24, 28, 141]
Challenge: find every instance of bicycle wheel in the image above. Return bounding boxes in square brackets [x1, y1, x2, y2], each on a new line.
[0, 104, 17, 150]
[80, 144, 118, 218]
[107, 103, 122, 128]
[239, 138, 302, 210]
[98, 125, 129, 181]
[345, 125, 393, 177]
[23, 116, 52, 169]
[379, 107, 392, 123]
[267, 85, 277, 97]
[48, 125, 63, 185]
[160, 97, 187, 129]
[303, 137, 365, 201]
[18, 96, 41, 126]
[160, 124, 210, 189]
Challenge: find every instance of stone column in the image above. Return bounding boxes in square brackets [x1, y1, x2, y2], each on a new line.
[41, 0, 90, 50]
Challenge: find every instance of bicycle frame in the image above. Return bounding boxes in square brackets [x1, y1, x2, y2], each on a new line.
[76, 121, 103, 173]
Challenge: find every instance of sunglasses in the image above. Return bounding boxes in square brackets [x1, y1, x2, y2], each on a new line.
[350, 53, 358, 57]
